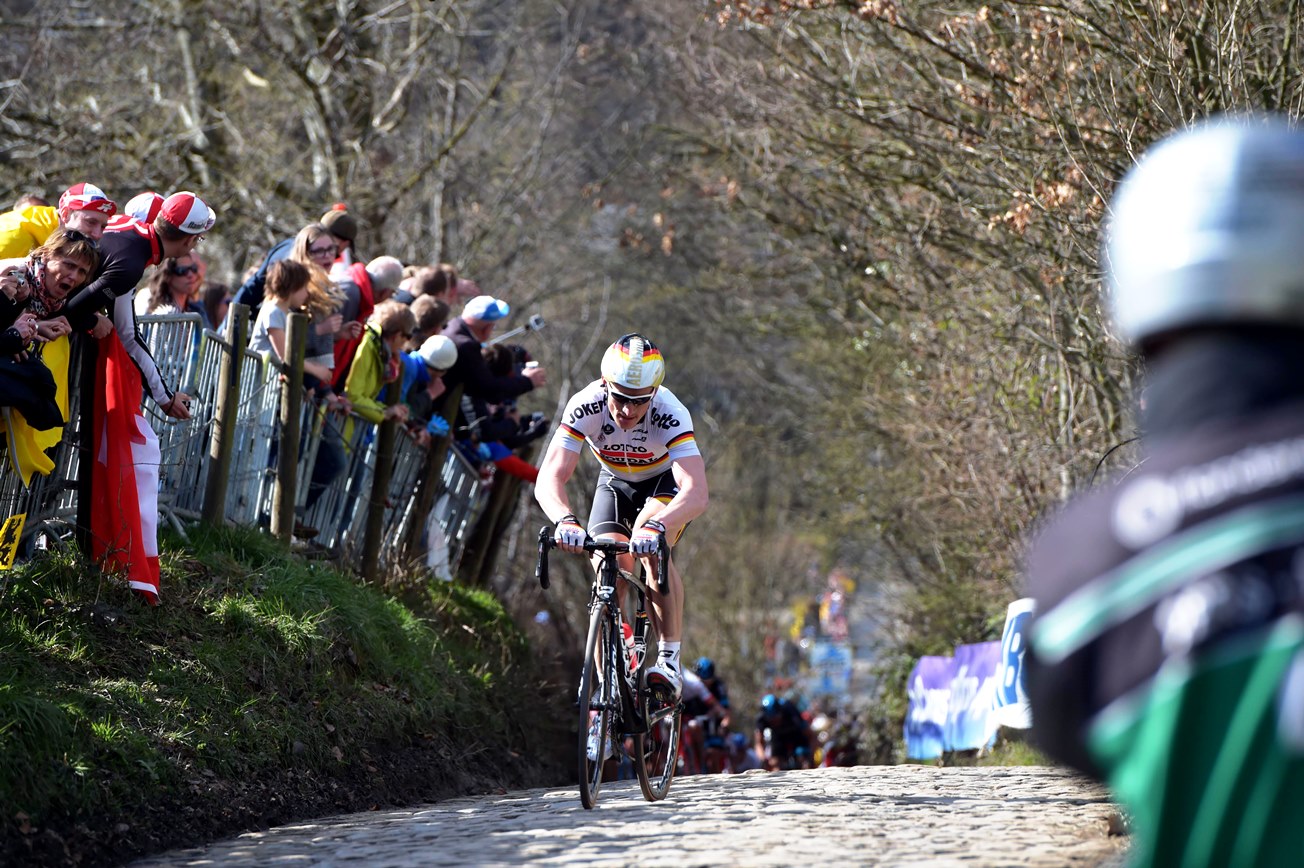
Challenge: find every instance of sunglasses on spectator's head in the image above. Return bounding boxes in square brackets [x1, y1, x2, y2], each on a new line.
[62, 228, 99, 249]
[170, 263, 200, 276]
[608, 388, 653, 407]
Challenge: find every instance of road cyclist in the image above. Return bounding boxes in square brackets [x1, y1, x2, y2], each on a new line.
[534, 332, 709, 800]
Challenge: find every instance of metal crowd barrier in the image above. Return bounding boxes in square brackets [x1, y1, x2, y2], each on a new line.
[1, 313, 493, 578]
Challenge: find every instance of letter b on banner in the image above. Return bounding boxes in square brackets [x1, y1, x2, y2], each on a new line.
[992, 597, 1035, 729]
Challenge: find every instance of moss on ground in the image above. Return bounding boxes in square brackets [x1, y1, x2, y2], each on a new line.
[0, 526, 568, 867]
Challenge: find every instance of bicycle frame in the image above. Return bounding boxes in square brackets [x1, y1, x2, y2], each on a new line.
[536, 527, 681, 806]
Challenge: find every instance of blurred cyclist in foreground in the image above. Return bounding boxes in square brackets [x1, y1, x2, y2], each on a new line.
[1026, 117, 1304, 867]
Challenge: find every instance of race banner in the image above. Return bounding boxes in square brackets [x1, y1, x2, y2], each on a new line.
[905, 655, 953, 760]
[946, 641, 1001, 751]
[992, 597, 1035, 729]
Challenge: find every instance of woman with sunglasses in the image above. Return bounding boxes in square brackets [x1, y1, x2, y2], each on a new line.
[137, 254, 208, 325]
[535, 333, 710, 710]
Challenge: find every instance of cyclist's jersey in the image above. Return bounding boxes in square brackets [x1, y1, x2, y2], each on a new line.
[757, 702, 808, 757]
[681, 669, 716, 718]
[553, 379, 699, 482]
[1026, 405, 1304, 868]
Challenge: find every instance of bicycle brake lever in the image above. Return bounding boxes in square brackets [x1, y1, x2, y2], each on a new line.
[536, 526, 552, 589]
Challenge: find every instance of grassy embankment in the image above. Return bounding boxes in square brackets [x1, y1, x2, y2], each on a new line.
[0, 526, 566, 867]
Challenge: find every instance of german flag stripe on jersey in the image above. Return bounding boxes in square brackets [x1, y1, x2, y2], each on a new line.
[667, 431, 695, 449]
[559, 423, 586, 443]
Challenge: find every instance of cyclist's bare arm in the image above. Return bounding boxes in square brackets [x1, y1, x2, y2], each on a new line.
[535, 442, 585, 551]
[639, 454, 709, 539]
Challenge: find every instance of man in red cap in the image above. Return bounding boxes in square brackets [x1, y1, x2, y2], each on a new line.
[60, 190, 216, 419]
[0, 182, 118, 258]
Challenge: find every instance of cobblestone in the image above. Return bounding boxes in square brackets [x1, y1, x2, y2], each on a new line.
[132, 765, 1127, 867]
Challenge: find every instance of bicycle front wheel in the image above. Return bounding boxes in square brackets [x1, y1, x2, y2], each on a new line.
[634, 696, 682, 801]
[578, 604, 614, 809]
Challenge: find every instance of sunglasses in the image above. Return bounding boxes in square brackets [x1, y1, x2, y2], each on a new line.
[308, 243, 338, 256]
[608, 388, 653, 407]
[62, 228, 99, 250]
[170, 263, 200, 276]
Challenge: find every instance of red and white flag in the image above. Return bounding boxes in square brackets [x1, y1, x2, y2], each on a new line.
[91, 332, 161, 604]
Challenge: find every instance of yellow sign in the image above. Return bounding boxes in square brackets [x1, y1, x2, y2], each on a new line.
[0, 513, 25, 570]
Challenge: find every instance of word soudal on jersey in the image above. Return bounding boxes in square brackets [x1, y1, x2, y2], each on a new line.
[554, 380, 699, 481]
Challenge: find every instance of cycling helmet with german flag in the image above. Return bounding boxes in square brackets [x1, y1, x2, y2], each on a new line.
[600, 332, 665, 389]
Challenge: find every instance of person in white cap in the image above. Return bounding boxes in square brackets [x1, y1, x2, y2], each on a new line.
[401, 334, 457, 448]
[123, 191, 165, 227]
[0, 182, 118, 259]
[61, 190, 217, 419]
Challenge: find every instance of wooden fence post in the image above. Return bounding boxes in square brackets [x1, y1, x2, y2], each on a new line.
[201, 303, 249, 526]
[362, 379, 400, 583]
[271, 313, 307, 542]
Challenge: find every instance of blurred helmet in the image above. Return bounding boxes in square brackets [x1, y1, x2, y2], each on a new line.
[124, 191, 164, 225]
[600, 333, 665, 389]
[695, 657, 715, 680]
[1106, 116, 1304, 349]
[418, 335, 457, 371]
[760, 693, 778, 714]
[729, 732, 748, 751]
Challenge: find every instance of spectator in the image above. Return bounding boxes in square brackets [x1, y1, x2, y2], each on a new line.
[123, 191, 164, 226]
[456, 343, 548, 483]
[319, 204, 358, 273]
[343, 300, 415, 426]
[136, 254, 207, 324]
[454, 277, 481, 304]
[0, 230, 101, 433]
[332, 255, 405, 388]
[11, 194, 49, 210]
[438, 295, 546, 414]
[399, 334, 456, 448]
[396, 261, 459, 306]
[202, 283, 233, 333]
[1025, 118, 1304, 867]
[248, 260, 318, 371]
[410, 295, 450, 345]
[233, 204, 358, 310]
[288, 223, 353, 389]
[0, 182, 117, 258]
[60, 190, 216, 419]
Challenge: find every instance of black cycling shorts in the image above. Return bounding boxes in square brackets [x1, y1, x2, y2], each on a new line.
[586, 468, 686, 545]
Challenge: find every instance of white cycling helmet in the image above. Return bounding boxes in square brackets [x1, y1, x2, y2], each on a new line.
[418, 334, 457, 371]
[1106, 116, 1304, 348]
[600, 333, 665, 389]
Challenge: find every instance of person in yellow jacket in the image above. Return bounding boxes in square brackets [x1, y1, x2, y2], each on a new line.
[343, 300, 417, 427]
[0, 182, 117, 258]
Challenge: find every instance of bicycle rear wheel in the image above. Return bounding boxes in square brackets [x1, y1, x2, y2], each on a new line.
[578, 604, 615, 809]
[634, 698, 682, 801]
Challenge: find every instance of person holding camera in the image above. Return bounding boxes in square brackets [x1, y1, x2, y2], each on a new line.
[437, 294, 546, 417]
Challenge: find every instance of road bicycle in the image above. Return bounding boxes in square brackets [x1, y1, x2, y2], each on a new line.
[535, 527, 683, 809]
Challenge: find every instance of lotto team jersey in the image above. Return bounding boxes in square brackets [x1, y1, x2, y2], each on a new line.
[553, 379, 699, 482]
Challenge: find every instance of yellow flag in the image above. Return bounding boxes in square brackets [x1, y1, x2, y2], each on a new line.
[0, 513, 26, 569]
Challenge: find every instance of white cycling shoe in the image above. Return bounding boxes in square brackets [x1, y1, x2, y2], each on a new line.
[646, 660, 682, 702]
[586, 716, 614, 762]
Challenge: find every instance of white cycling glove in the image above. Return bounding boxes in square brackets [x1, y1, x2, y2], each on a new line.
[631, 519, 666, 555]
[554, 514, 587, 549]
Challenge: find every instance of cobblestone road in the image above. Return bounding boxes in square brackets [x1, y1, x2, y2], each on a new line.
[133, 765, 1127, 867]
